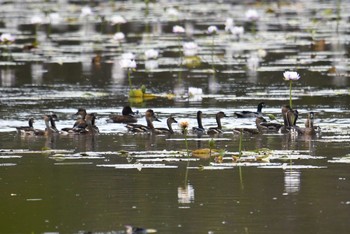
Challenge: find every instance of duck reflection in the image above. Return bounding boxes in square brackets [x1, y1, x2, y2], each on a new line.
[284, 169, 301, 194]
[178, 183, 195, 204]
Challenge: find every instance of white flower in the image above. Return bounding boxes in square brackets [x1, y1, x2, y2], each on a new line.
[145, 60, 158, 70]
[207, 26, 218, 34]
[183, 42, 198, 56]
[121, 52, 135, 60]
[0, 33, 15, 43]
[225, 18, 234, 32]
[119, 59, 137, 69]
[110, 15, 126, 25]
[173, 25, 185, 34]
[283, 71, 300, 81]
[48, 12, 61, 25]
[31, 15, 43, 24]
[245, 9, 259, 21]
[81, 6, 93, 17]
[166, 8, 179, 17]
[144, 49, 159, 60]
[113, 32, 125, 41]
[230, 26, 244, 36]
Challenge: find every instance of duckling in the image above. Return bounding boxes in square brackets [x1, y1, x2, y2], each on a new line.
[192, 111, 205, 134]
[126, 109, 160, 133]
[153, 116, 178, 134]
[255, 116, 283, 133]
[234, 102, 265, 118]
[207, 111, 227, 135]
[16, 117, 35, 135]
[107, 106, 138, 123]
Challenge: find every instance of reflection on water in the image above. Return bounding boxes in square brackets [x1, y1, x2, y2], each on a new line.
[284, 169, 301, 194]
[1, 68, 15, 87]
[178, 183, 195, 205]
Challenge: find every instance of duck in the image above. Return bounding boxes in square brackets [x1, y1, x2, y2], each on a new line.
[280, 105, 298, 133]
[255, 116, 283, 133]
[126, 109, 160, 133]
[234, 102, 265, 118]
[207, 111, 227, 135]
[16, 117, 35, 135]
[192, 111, 205, 134]
[291, 112, 320, 136]
[107, 106, 138, 124]
[84, 113, 99, 134]
[34, 115, 56, 136]
[153, 116, 178, 134]
[61, 108, 89, 134]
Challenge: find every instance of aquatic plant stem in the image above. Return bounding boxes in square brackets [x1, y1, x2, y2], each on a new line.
[177, 35, 182, 81]
[128, 69, 133, 93]
[289, 80, 293, 108]
[238, 129, 243, 158]
[239, 166, 244, 190]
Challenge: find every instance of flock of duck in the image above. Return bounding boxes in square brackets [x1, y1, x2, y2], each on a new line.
[15, 102, 320, 137]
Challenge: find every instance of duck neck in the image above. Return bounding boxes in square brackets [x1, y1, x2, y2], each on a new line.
[197, 116, 203, 129]
[167, 120, 174, 133]
[257, 104, 263, 113]
[28, 119, 34, 128]
[216, 115, 222, 129]
[146, 117, 154, 129]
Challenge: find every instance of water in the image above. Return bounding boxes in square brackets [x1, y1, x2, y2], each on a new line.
[1, 0, 350, 233]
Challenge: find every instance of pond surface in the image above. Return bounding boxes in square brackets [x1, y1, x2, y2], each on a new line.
[1, 0, 350, 233]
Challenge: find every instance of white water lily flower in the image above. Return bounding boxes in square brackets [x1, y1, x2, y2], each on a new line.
[145, 60, 158, 70]
[113, 32, 125, 41]
[119, 59, 136, 69]
[144, 49, 159, 60]
[230, 26, 244, 36]
[183, 42, 198, 56]
[31, 15, 43, 24]
[225, 18, 234, 32]
[207, 26, 218, 34]
[173, 25, 185, 33]
[166, 8, 179, 17]
[81, 6, 93, 17]
[0, 33, 15, 43]
[245, 9, 259, 21]
[121, 52, 135, 60]
[283, 71, 300, 81]
[110, 15, 126, 25]
[48, 12, 61, 25]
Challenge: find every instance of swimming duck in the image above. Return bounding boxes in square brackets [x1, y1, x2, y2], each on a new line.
[85, 113, 99, 134]
[192, 111, 205, 134]
[280, 105, 298, 133]
[207, 111, 227, 135]
[255, 116, 283, 133]
[126, 109, 160, 133]
[153, 116, 178, 134]
[234, 102, 265, 118]
[291, 112, 320, 136]
[107, 106, 138, 124]
[16, 117, 35, 135]
[34, 115, 55, 136]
